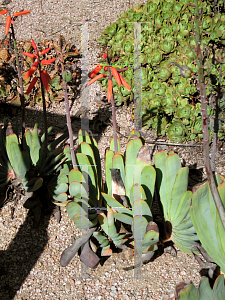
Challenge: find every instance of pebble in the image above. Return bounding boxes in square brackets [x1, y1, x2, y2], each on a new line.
[65, 282, 71, 292]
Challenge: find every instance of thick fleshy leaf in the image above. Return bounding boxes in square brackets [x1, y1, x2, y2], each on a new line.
[130, 183, 146, 206]
[132, 199, 152, 217]
[54, 182, 68, 195]
[141, 165, 156, 208]
[66, 201, 88, 220]
[31, 124, 41, 166]
[110, 136, 120, 152]
[69, 169, 84, 184]
[60, 227, 97, 267]
[165, 153, 181, 217]
[105, 150, 114, 196]
[53, 193, 68, 202]
[155, 151, 168, 215]
[169, 167, 189, 222]
[27, 177, 43, 192]
[125, 137, 143, 197]
[101, 192, 133, 216]
[190, 181, 225, 272]
[73, 214, 98, 229]
[112, 152, 125, 187]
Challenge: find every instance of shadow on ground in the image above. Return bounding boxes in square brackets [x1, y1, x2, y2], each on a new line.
[0, 102, 111, 299]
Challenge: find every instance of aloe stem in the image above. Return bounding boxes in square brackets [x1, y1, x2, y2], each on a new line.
[60, 37, 77, 169]
[194, 0, 225, 229]
[108, 69, 118, 154]
[39, 73, 48, 160]
[10, 24, 25, 137]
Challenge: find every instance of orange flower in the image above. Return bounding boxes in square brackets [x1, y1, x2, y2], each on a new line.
[2, 9, 30, 35]
[41, 58, 56, 65]
[89, 65, 102, 78]
[22, 40, 56, 93]
[111, 67, 122, 86]
[118, 73, 131, 91]
[13, 10, 30, 17]
[0, 9, 7, 15]
[88, 74, 106, 85]
[23, 66, 37, 79]
[25, 76, 38, 94]
[5, 16, 11, 34]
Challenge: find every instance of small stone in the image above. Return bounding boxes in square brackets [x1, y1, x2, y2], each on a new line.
[65, 282, 71, 292]
[180, 271, 186, 276]
[111, 286, 116, 291]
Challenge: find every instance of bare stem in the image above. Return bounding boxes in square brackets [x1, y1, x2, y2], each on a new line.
[108, 69, 118, 154]
[10, 24, 25, 137]
[194, 0, 225, 230]
[60, 38, 77, 169]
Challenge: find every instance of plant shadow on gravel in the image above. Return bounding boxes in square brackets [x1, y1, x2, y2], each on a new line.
[0, 102, 110, 299]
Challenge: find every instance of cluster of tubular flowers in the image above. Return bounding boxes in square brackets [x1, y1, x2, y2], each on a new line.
[23, 39, 56, 94]
[0, 9, 30, 34]
[88, 53, 131, 102]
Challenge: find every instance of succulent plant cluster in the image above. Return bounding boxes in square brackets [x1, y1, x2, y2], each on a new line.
[97, 0, 225, 142]
[5, 122, 69, 226]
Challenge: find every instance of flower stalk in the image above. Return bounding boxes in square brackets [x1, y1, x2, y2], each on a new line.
[59, 35, 77, 169]
[194, 0, 225, 230]
[0, 9, 31, 137]
[23, 39, 56, 160]
[88, 52, 131, 154]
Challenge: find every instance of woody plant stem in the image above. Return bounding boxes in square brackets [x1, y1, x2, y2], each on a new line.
[194, 0, 225, 230]
[59, 37, 77, 169]
[10, 23, 26, 137]
[108, 68, 118, 154]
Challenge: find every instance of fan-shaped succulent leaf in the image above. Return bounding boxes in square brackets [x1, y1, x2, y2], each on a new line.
[53, 192, 68, 202]
[125, 137, 143, 196]
[105, 150, 114, 196]
[47, 131, 69, 152]
[102, 192, 133, 216]
[27, 177, 43, 192]
[67, 201, 88, 220]
[132, 199, 152, 218]
[68, 169, 84, 184]
[112, 153, 125, 187]
[73, 213, 98, 229]
[130, 183, 147, 206]
[110, 136, 120, 152]
[176, 275, 225, 300]
[155, 151, 197, 253]
[190, 180, 225, 273]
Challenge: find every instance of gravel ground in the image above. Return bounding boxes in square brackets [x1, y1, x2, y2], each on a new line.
[0, 0, 225, 299]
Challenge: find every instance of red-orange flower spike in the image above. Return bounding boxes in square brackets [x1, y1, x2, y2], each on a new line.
[31, 39, 37, 50]
[23, 66, 37, 79]
[0, 9, 7, 15]
[111, 67, 122, 86]
[40, 47, 51, 55]
[88, 74, 105, 85]
[23, 52, 35, 58]
[107, 79, 113, 102]
[42, 69, 51, 82]
[89, 65, 102, 78]
[40, 71, 50, 91]
[25, 76, 38, 94]
[13, 10, 30, 17]
[5, 16, 11, 34]
[41, 58, 56, 65]
[103, 53, 108, 60]
[32, 61, 39, 67]
[118, 73, 131, 91]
